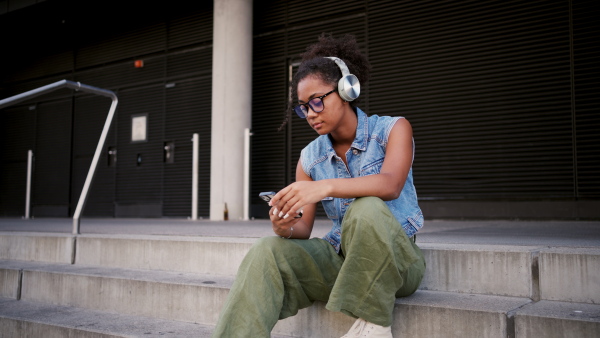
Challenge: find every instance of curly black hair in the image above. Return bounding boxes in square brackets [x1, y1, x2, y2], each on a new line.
[279, 33, 371, 130]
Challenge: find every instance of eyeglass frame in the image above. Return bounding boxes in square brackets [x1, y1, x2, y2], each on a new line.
[293, 89, 336, 119]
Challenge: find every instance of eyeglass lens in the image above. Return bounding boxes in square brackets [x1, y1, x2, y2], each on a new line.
[294, 97, 325, 118]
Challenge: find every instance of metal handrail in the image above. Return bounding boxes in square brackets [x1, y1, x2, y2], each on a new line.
[0, 80, 118, 235]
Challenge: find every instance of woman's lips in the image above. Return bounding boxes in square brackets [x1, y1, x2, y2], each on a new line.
[312, 122, 323, 129]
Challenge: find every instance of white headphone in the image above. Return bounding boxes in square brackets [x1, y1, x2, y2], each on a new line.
[326, 57, 360, 102]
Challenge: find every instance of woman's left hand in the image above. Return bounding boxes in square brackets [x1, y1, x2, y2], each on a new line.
[270, 180, 328, 220]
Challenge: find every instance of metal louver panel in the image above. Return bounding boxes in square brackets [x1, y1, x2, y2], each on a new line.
[251, 62, 289, 217]
[164, 77, 212, 217]
[573, 0, 600, 199]
[71, 95, 116, 217]
[114, 85, 164, 217]
[0, 106, 35, 216]
[168, 2, 214, 49]
[368, 1, 575, 199]
[32, 99, 72, 217]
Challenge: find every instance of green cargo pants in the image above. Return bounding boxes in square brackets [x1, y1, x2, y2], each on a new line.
[212, 197, 425, 337]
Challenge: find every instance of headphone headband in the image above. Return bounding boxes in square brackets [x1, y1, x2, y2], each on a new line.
[326, 57, 360, 102]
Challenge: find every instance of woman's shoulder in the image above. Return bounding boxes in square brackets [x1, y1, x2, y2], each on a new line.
[365, 113, 405, 142]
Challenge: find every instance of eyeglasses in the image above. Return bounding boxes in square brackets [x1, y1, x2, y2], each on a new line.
[293, 90, 336, 118]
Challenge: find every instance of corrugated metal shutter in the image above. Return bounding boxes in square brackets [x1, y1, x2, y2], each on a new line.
[73, 7, 166, 69]
[0, 106, 36, 216]
[164, 3, 214, 217]
[32, 99, 72, 216]
[164, 77, 212, 217]
[251, 0, 597, 219]
[70, 94, 117, 217]
[114, 84, 165, 216]
[572, 0, 600, 198]
[250, 61, 289, 217]
[167, 2, 214, 49]
[368, 1, 575, 199]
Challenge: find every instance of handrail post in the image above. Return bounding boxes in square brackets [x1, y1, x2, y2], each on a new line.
[243, 128, 252, 220]
[25, 150, 33, 219]
[191, 133, 199, 220]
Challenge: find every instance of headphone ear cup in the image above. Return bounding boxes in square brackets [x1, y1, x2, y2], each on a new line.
[337, 74, 360, 102]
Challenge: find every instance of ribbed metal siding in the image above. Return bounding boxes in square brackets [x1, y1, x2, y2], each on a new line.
[115, 85, 164, 210]
[70, 94, 117, 216]
[164, 77, 212, 217]
[1, 1, 214, 218]
[572, 0, 600, 198]
[368, 1, 575, 199]
[0, 106, 35, 216]
[250, 0, 596, 219]
[32, 99, 72, 216]
[168, 4, 213, 50]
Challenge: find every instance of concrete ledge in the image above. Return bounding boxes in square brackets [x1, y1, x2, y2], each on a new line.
[275, 290, 531, 337]
[539, 247, 600, 303]
[9, 260, 532, 337]
[75, 234, 256, 276]
[17, 262, 231, 325]
[0, 232, 73, 264]
[419, 243, 538, 298]
[0, 297, 214, 337]
[0, 267, 20, 299]
[514, 300, 600, 338]
[392, 290, 531, 338]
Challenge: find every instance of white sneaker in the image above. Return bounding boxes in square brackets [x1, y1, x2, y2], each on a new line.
[341, 318, 393, 338]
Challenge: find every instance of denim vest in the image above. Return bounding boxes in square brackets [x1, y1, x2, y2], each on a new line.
[300, 108, 424, 253]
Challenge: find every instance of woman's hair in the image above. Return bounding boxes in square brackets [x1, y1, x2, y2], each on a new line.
[280, 33, 371, 130]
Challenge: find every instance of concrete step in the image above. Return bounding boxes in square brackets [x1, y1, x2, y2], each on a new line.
[514, 300, 600, 338]
[0, 232, 74, 264]
[2, 230, 600, 337]
[538, 247, 600, 304]
[0, 260, 230, 325]
[3, 232, 600, 303]
[0, 259, 553, 337]
[0, 297, 214, 337]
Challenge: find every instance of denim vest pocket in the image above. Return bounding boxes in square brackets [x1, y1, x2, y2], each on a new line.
[407, 210, 424, 231]
[321, 197, 338, 220]
[360, 158, 384, 176]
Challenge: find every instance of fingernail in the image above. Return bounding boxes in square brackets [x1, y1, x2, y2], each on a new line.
[278, 211, 284, 218]
[296, 209, 303, 214]
[283, 214, 289, 219]
[273, 208, 278, 215]
[268, 200, 272, 206]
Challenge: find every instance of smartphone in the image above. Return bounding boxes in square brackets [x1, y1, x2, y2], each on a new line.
[259, 191, 302, 218]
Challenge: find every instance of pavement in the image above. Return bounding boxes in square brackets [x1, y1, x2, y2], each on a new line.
[1, 217, 599, 248]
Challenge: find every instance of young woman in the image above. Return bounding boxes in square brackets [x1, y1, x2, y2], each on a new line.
[212, 34, 425, 338]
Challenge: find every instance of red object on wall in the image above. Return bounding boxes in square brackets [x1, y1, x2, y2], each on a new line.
[134, 60, 144, 68]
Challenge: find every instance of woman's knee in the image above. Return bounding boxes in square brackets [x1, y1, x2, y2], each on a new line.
[250, 236, 288, 257]
[345, 197, 391, 225]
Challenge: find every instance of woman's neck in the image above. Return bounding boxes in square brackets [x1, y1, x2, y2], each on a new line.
[329, 106, 358, 148]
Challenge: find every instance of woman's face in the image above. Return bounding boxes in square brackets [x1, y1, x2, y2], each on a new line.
[297, 75, 347, 136]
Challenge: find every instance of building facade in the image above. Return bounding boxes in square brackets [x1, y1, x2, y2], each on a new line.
[1, 0, 598, 220]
